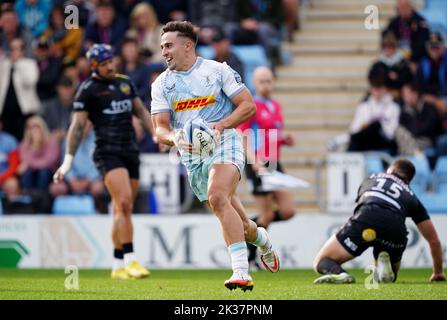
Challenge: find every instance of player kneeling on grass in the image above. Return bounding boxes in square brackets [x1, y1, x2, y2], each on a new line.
[151, 21, 280, 292]
[313, 158, 446, 284]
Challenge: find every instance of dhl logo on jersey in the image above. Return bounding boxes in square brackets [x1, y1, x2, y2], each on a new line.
[174, 96, 215, 112]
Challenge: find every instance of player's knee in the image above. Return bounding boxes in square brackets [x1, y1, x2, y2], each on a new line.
[279, 209, 295, 220]
[115, 195, 132, 214]
[208, 191, 229, 213]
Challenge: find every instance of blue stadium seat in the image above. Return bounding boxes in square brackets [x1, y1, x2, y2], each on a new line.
[419, 192, 447, 213]
[52, 195, 96, 215]
[433, 156, 447, 193]
[420, 8, 447, 32]
[365, 155, 384, 175]
[407, 156, 431, 195]
[198, 45, 270, 92]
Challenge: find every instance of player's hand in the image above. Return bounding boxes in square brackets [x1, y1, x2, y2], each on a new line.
[210, 122, 224, 144]
[430, 273, 446, 282]
[173, 129, 198, 154]
[53, 154, 73, 183]
[282, 134, 295, 146]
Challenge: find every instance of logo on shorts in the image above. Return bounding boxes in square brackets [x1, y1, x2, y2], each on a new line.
[344, 237, 358, 252]
[174, 96, 215, 112]
[362, 228, 376, 242]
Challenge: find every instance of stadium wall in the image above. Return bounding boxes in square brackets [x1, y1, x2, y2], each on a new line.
[0, 214, 446, 269]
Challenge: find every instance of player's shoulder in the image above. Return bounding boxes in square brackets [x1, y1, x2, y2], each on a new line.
[115, 73, 130, 79]
[77, 76, 95, 92]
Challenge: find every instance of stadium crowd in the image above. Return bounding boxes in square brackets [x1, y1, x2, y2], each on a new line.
[1, 0, 447, 214]
[330, 0, 447, 162]
[0, 0, 300, 214]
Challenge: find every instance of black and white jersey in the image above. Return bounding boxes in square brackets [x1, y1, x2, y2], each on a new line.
[73, 74, 139, 155]
[355, 173, 430, 224]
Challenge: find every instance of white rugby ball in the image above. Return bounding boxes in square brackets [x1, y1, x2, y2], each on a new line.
[183, 118, 215, 157]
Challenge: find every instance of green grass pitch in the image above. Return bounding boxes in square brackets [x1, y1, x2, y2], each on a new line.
[0, 269, 445, 300]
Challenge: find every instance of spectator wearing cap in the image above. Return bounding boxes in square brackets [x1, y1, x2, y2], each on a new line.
[0, 5, 34, 57]
[34, 37, 63, 105]
[41, 76, 75, 141]
[384, 0, 429, 65]
[84, 0, 127, 52]
[0, 37, 41, 141]
[127, 2, 163, 64]
[369, 31, 413, 96]
[40, 6, 84, 63]
[14, 0, 52, 39]
[415, 31, 447, 117]
[210, 29, 244, 82]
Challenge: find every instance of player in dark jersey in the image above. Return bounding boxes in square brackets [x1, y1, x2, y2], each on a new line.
[53, 44, 153, 280]
[313, 158, 445, 284]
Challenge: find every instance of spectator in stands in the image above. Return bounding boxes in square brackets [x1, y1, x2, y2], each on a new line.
[0, 37, 41, 141]
[84, 0, 127, 52]
[188, 0, 239, 45]
[233, 0, 284, 67]
[347, 66, 401, 154]
[0, 120, 20, 202]
[18, 115, 60, 193]
[148, 0, 188, 24]
[210, 28, 244, 81]
[49, 123, 106, 213]
[14, 0, 52, 39]
[399, 82, 443, 151]
[128, 2, 163, 63]
[385, 0, 429, 66]
[41, 76, 75, 140]
[0, 4, 34, 57]
[40, 6, 84, 63]
[35, 37, 63, 106]
[75, 55, 91, 83]
[415, 31, 447, 118]
[370, 31, 413, 96]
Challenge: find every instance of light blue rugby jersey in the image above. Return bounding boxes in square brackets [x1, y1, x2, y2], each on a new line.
[150, 57, 245, 129]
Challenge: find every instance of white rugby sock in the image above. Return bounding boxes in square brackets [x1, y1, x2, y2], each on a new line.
[113, 258, 124, 271]
[124, 253, 137, 267]
[228, 241, 249, 274]
[250, 227, 272, 254]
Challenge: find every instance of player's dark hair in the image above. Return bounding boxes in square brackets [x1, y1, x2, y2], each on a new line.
[161, 21, 198, 46]
[402, 81, 422, 96]
[390, 158, 416, 184]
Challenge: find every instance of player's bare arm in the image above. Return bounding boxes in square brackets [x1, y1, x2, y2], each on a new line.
[153, 112, 175, 147]
[53, 111, 88, 183]
[212, 88, 256, 134]
[416, 219, 446, 281]
[132, 97, 155, 137]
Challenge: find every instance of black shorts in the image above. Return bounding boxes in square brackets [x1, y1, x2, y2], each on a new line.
[245, 161, 284, 196]
[93, 152, 140, 180]
[336, 204, 408, 263]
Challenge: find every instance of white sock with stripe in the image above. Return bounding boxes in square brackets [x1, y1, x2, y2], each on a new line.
[250, 227, 272, 255]
[228, 241, 249, 274]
